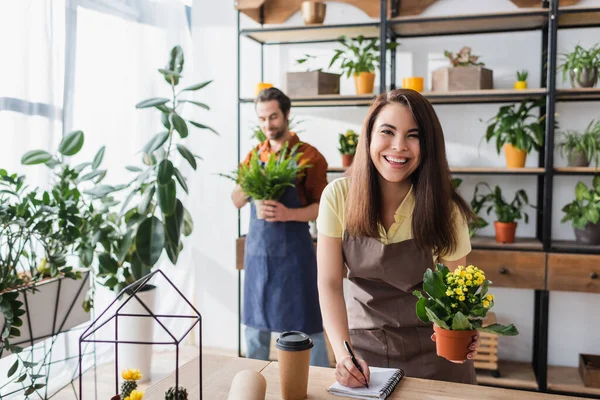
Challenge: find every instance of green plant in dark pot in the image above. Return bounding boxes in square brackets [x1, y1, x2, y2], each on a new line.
[558, 44, 600, 88]
[472, 183, 533, 244]
[556, 120, 600, 167]
[561, 177, 600, 245]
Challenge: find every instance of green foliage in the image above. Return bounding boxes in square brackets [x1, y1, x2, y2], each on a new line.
[561, 177, 600, 229]
[165, 386, 189, 399]
[295, 54, 322, 72]
[516, 69, 528, 81]
[338, 129, 359, 155]
[483, 98, 549, 154]
[472, 183, 533, 224]
[556, 120, 600, 167]
[558, 44, 600, 83]
[450, 178, 488, 236]
[121, 380, 138, 398]
[328, 35, 398, 78]
[221, 143, 311, 201]
[444, 46, 484, 67]
[413, 263, 518, 335]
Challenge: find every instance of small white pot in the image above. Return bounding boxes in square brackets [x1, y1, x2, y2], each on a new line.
[254, 199, 265, 220]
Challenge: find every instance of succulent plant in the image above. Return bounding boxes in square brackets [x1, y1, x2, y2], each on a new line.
[121, 380, 138, 398]
[165, 386, 188, 400]
[444, 46, 485, 67]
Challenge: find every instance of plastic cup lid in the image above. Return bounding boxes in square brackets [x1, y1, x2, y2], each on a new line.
[275, 331, 314, 352]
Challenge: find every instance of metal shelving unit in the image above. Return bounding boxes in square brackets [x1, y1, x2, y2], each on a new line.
[236, 1, 600, 398]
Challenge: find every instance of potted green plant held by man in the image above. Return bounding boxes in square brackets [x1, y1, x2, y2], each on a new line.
[561, 177, 600, 245]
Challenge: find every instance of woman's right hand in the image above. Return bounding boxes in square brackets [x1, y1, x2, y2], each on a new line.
[335, 356, 370, 388]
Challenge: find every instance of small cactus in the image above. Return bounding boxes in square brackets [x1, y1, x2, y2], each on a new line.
[121, 380, 138, 398]
[164, 386, 188, 400]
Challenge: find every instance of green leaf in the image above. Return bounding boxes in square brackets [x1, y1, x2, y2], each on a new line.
[126, 166, 143, 172]
[158, 179, 177, 215]
[478, 323, 519, 336]
[176, 144, 197, 170]
[171, 114, 188, 138]
[92, 146, 106, 169]
[575, 181, 591, 201]
[143, 132, 170, 154]
[451, 312, 473, 330]
[182, 206, 194, 236]
[98, 253, 119, 275]
[117, 230, 134, 263]
[135, 98, 170, 109]
[174, 167, 188, 194]
[181, 80, 212, 92]
[425, 307, 449, 330]
[21, 150, 53, 165]
[135, 216, 166, 266]
[83, 184, 119, 198]
[158, 160, 174, 185]
[423, 268, 446, 300]
[179, 100, 210, 110]
[7, 359, 18, 377]
[168, 45, 185, 74]
[165, 200, 184, 246]
[415, 296, 428, 323]
[58, 130, 85, 156]
[79, 170, 106, 181]
[138, 185, 156, 214]
[15, 373, 27, 383]
[188, 120, 219, 136]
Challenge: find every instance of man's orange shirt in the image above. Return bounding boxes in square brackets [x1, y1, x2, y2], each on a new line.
[242, 132, 328, 207]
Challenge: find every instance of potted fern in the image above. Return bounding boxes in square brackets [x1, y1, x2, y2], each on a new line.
[472, 183, 533, 243]
[222, 143, 311, 219]
[561, 177, 600, 245]
[556, 120, 600, 167]
[483, 98, 547, 168]
[558, 44, 600, 88]
[328, 35, 398, 95]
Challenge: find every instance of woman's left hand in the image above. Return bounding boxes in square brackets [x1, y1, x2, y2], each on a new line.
[431, 332, 479, 364]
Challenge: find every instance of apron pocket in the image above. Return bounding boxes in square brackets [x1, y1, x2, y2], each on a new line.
[348, 328, 389, 368]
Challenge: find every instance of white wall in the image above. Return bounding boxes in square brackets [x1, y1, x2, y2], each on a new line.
[191, 0, 600, 367]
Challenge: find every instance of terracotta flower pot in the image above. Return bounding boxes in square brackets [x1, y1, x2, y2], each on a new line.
[354, 72, 375, 94]
[433, 325, 476, 362]
[341, 154, 354, 167]
[503, 143, 527, 168]
[494, 221, 517, 243]
[567, 149, 590, 167]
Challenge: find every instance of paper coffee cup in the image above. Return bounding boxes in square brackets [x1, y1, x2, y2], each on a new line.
[275, 331, 313, 400]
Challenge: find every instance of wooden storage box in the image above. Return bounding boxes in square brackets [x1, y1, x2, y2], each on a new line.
[431, 66, 493, 91]
[286, 71, 340, 96]
[579, 353, 600, 388]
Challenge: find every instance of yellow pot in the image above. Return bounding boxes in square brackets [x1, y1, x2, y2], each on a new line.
[402, 76, 424, 92]
[255, 82, 273, 96]
[354, 72, 375, 94]
[504, 144, 527, 168]
[514, 81, 527, 90]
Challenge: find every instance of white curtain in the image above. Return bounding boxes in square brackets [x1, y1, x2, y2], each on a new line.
[0, 0, 194, 398]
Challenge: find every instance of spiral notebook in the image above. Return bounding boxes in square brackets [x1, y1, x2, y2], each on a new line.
[327, 366, 404, 399]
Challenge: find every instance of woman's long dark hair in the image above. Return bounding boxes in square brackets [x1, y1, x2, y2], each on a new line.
[345, 89, 474, 257]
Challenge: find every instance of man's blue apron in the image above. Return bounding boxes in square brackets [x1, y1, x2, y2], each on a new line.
[242, 184, 323, 335]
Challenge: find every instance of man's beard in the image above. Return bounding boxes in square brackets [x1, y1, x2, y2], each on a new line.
[268, 125, 286, 140]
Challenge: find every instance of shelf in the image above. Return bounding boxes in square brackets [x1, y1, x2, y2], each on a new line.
[554, 167, 600, 175]
[389, 9, 548, 38]
[471, 236, 544, 251]
[240, 95, 375, 107]
[451, 167, 545, 175]
[423, 88, 547, 104]
[548, 364, 600, 397]
[476, 360, 538, 390]
[556, 88, 600, 102]
[552, 240, 600, 255]
[239, 22, 380, 45]
[558, 6, 600, 29]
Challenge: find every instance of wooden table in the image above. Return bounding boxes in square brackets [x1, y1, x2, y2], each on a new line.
[145, 354, 585, 399]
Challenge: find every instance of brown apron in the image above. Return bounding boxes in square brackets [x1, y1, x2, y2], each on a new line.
[342, 234, 477, 384]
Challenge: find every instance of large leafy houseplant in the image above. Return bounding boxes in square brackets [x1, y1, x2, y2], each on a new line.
[561, 177, 600, 245]
[413, 264, 518, 361]
[558, 44, 600, 88]
[483, 98, 547, 168]
[556, 120, 600, 167]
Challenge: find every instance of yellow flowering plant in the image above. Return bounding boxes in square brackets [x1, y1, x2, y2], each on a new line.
[338, 129, 359, 155]
[413, 263, 518, 335]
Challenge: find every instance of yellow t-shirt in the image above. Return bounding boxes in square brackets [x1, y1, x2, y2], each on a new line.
[316, 177, 471, 262]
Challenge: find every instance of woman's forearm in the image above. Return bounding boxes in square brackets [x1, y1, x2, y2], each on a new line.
[319, 281, 352, 362]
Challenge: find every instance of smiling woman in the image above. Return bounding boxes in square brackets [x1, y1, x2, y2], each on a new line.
[316, 88, 479, 388]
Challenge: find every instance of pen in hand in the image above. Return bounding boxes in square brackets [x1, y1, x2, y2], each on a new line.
[343, 340, 369, 388]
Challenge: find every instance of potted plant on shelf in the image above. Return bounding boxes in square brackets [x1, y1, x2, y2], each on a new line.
[472, 183, 533, 243]
[558, 44, 600, 88]
[514, 69, 528, 89]
[328, 35, 398, 95]
[561, 177, 600, 245]
[556, 119, 600, 167]
[287, 53, 340, 97]
[338, 129, 358, 167]
[451, 178, 488, 237]
[432, 46, 493, 92]
[221, 143, 311, 219]
[413, 264, 518, 362]
[483, 98, 548, 168]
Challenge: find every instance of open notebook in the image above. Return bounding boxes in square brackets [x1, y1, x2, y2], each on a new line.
[328, 366, 405, 399]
